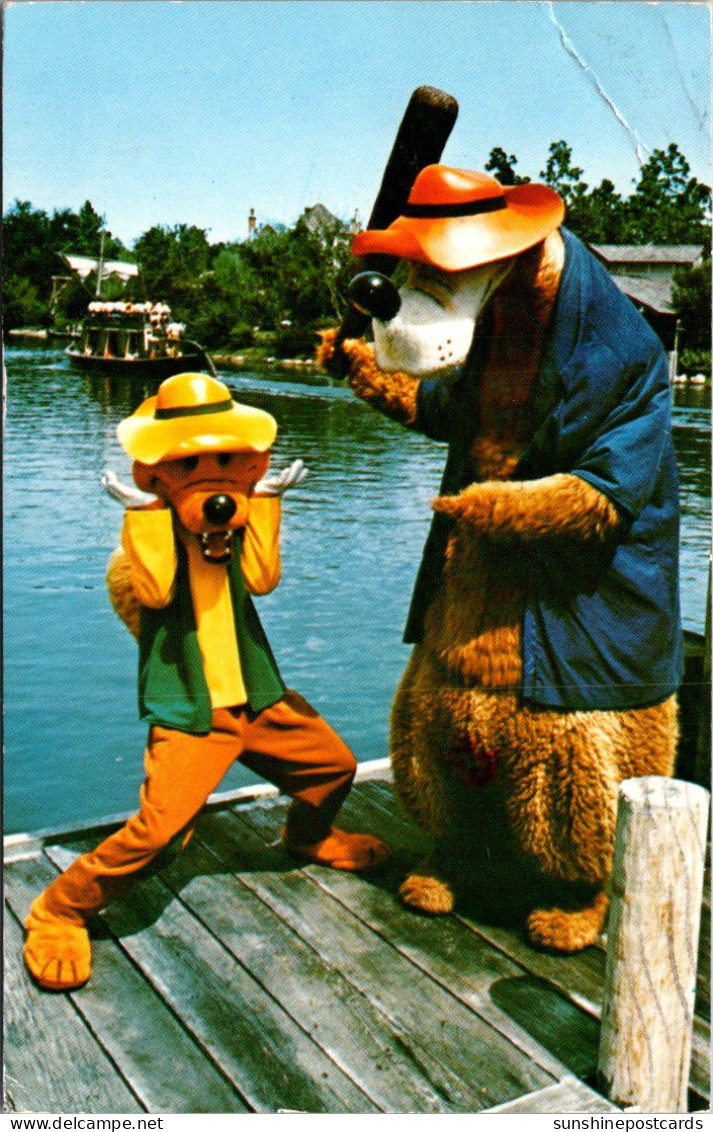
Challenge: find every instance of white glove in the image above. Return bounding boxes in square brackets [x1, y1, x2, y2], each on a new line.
[255, 459, 308, 496]
[102, 469, 159, 509]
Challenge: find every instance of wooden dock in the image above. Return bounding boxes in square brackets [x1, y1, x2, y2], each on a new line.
[4, 772, 710, 1115]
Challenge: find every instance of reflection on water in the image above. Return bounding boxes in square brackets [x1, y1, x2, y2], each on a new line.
[4, 347, 711, 832]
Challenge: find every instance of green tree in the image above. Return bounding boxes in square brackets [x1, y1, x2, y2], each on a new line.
[190, 249, 258, 347]
[624, 144, 711, 244]
[485, 147, 530, 186]
[48, 199, 124, 259]
[672, 255, 712, 362]
[3, 273, 47, 329]
[567, 178, 627, 244]
[538, 140, 611, 241]
[134, 223, 213, 318]
[5, 145, 709, 346]
[540, 140, 588, 209]
[187, 212, 356, 352]
[3, 201, 53, 305]
[3, 198, 130, 329]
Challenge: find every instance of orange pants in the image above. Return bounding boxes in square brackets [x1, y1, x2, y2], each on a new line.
[41, 691, 356, 925]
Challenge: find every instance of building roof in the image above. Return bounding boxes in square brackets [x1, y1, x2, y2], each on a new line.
[609, 274, 677, 316]
[300, 202, 360, 237]
[590, 245, 703, 267]
[301, 202, 340, 234]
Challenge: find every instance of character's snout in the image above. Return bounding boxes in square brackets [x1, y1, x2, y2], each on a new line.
[348, 272, 402, 322]
[203, 494, 237, 525]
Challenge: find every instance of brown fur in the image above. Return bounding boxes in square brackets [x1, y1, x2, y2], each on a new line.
[107, 548, 140, 639]
[317, 330, 419, 426]
[332, 232, 678, 952]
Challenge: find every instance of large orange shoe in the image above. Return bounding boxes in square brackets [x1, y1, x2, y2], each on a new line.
[282, 826, 391, 872]
[24, 896, 91, 992]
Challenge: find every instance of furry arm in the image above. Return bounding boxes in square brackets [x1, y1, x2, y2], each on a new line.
[317, 327, 419, 427]
[433, 473, 623, 547]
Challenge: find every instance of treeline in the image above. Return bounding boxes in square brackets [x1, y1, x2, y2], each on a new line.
[3, 140, 710, 367]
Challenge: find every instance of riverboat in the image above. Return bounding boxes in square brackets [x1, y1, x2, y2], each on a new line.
[58, 251, 214, 378]
[65, 297, 214, 378]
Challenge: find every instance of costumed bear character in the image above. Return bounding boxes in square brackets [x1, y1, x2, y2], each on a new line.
[318, 165, 682, 952]
[24, 372, 390, 991]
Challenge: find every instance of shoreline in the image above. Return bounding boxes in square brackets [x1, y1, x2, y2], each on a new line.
[211, 351, 338, 384]
[7, 331, 711, 386]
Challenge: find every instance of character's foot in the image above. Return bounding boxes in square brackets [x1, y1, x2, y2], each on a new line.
[282, 826, 391, 872]
[24, 901, 91, 991]
[399, 868, 455, 915]
[527, 890, 608, 953]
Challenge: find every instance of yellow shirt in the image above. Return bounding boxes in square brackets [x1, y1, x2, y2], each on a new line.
[121, 496, 281, 708]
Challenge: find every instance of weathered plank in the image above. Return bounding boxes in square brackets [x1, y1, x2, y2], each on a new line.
[366, 779, 713, 1106]
[307, 862, 600, 1081]
[4, 853, 249, 1114]
[231, 790, 603, 1082]
[322, 777, 712, 1106]
[363, 778, 712, 1103]
[338, 780, 429, 859]
[352, 784, 640, 1007]
[484, 1077, 621, 1114]
[334, 786, 606, 1064]
[354, 783, 606, 986]
[192, 812, 491, 1111]
[5, 775, 708, 1115]
[44, 844, 377, 1114]
[464, 915, 604, 1016]
[226, 809, 558, 1111]
[161, 830, 461, 1114]
[4, 899, 142, 1114]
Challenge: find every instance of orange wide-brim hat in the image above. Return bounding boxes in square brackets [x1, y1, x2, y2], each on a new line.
[117, 373, 277, 465]
[351, 165, 565, 271]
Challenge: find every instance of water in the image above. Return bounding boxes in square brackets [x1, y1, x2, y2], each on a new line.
[4, 346, 711, 834]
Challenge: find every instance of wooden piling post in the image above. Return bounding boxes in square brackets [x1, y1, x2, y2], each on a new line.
[695, 563, 711, 787]
[598, 776, 710, 1112]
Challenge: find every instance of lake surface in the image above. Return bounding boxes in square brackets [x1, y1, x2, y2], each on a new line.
[4, 346, 711, 834]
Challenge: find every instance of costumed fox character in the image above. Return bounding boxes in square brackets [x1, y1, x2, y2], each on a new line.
[24, 373, 389, 991]
[319, 165, 682, 952]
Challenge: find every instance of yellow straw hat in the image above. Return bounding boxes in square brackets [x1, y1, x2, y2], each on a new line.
[116, 373, 277, 465]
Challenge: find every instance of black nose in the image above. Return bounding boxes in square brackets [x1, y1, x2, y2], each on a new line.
[203, 494, 236, 525]
[348, 271, 401, 322]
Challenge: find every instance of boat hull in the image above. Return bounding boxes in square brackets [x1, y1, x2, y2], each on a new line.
[66, 348, 211, 378]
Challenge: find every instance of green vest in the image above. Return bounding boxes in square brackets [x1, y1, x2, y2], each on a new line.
[137, 532, 285, 733]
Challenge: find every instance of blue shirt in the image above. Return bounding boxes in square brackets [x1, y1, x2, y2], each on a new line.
[406, 228, 684, 711]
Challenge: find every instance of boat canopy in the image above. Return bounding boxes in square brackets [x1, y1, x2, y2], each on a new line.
[62, 254, 140, 281]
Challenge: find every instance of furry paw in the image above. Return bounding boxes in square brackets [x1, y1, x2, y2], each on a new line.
[527, 891, 608, 953]
[315, 327, 340, 370]
[432, 487, 491, 527]
[282, 826, 391, 872]
[399, 872, 455, 915]
[24, 913, 91, 991]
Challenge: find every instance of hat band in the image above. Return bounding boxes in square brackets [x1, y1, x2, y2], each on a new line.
[154, 397, 234, 420]
[401, 196, 507, 219]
